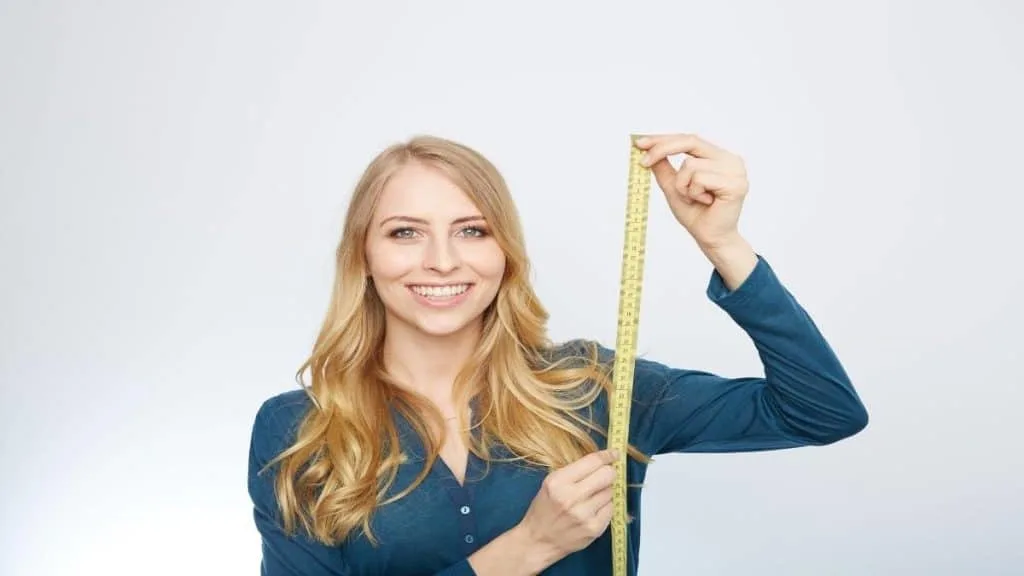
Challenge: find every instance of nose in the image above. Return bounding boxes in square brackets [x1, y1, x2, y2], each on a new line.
[423, 235, 461, 273]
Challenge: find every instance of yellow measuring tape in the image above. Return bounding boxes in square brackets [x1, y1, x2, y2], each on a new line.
[608, 134, 652, 575]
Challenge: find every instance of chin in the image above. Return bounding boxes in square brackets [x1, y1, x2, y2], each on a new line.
[409, 313, 483, 338]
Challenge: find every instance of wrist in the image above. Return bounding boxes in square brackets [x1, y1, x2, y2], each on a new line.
[697, 234, 758, 291]
[696, 231, 746, 254]
[510, 522, 562, 574]
[467, 523, 561, 576]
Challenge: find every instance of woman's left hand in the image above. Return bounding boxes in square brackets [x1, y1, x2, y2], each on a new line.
[634, 134, 749, 249]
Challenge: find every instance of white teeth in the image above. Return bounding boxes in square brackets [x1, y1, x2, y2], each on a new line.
[410, 284, 470, 298]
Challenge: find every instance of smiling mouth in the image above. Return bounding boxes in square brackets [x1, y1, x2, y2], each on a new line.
[407, 283, 473, 299]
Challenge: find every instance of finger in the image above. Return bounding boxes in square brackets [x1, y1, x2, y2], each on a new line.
[688, 182, 713, 205]
[650, 158, 677, 199]
[674, 161, 703, 205]
[650, 151, 733, 202]
[588, 497, 614, 531]
[585, 485, 614, 515]
[637, 133, 728, 165]
[691, 171, 740, 200]
[676, 158, 717, 188]
[558, 449, 618, 483]
[680, 157, 727, 173]
[574, 463, 616, 500]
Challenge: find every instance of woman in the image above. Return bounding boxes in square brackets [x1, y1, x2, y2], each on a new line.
[247, 133, 869, 575]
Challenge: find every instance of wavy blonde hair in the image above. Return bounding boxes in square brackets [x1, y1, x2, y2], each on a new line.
[266, 134, 647, 546]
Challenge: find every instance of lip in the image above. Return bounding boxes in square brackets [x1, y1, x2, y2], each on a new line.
[406, 283, 475, 309]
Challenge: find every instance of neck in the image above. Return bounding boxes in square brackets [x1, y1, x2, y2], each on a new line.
[382, 317, 483, 406]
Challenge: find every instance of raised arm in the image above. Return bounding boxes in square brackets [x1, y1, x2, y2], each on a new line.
[613, 134, 869, 455]
[621, 247, 868, 455]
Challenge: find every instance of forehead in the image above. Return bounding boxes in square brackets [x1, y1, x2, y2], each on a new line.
[373, 162, 480, 221]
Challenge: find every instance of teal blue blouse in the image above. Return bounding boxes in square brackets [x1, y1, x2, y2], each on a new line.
[247, 255, 869, 575]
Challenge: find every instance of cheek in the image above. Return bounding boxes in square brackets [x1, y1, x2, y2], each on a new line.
[465, 244, 507, 280]
[366, 243, 418, 281]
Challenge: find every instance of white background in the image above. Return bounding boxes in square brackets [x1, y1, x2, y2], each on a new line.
[2, 1, 1022, 574]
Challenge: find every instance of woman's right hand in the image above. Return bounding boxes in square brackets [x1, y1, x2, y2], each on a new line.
[516, 449, 619, 566]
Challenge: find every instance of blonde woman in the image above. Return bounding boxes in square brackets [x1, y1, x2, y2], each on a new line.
[247, 133, 869, 575]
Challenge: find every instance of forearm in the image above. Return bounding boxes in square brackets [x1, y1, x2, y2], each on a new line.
[701, 235, 868, 443]
[466, 524, 560, 576]
[698, 233, 759, 291]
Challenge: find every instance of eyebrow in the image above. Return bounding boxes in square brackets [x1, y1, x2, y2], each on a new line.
[378, 215, 485, 228]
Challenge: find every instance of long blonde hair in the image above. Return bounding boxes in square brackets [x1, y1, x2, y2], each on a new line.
[266, 134, 646, 545]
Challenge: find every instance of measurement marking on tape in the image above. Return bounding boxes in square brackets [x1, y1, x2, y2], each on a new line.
[608, 134, 652, 576]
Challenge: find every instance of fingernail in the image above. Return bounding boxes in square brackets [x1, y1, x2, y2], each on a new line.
[640, 153, 650, 166]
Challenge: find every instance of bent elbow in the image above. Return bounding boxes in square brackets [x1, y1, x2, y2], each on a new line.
[768, 373, 870, 445]
[842, 400, 869, 437]
[821, 396, 869, 444]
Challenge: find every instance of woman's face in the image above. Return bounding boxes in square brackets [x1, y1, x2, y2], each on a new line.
[365, 162, 506, 339]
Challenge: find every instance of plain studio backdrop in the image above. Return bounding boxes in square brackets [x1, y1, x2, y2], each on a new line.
[2, 1, 1022, 575]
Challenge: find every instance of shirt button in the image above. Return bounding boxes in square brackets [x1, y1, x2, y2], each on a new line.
[460, 505, 471, 515]
[464, 534, 474, 544]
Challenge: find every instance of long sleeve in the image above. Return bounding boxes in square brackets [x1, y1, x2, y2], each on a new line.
[620, 254, 868, 456]
[247, 396, 478, 576]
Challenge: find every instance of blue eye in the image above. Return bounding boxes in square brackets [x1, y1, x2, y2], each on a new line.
[387, 225, 488, 240]
[459, 226, 488, 238]
[389, 227, 417, 239]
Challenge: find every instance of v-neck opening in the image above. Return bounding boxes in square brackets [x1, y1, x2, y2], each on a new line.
[434, 450, 470, 487]
[391, 398, 484, 489]
[436, 397, 483, 487]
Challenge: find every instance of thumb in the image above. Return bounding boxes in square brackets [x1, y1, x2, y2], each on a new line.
[649, 158, 676, 194]
[650, 158, 694, 206]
